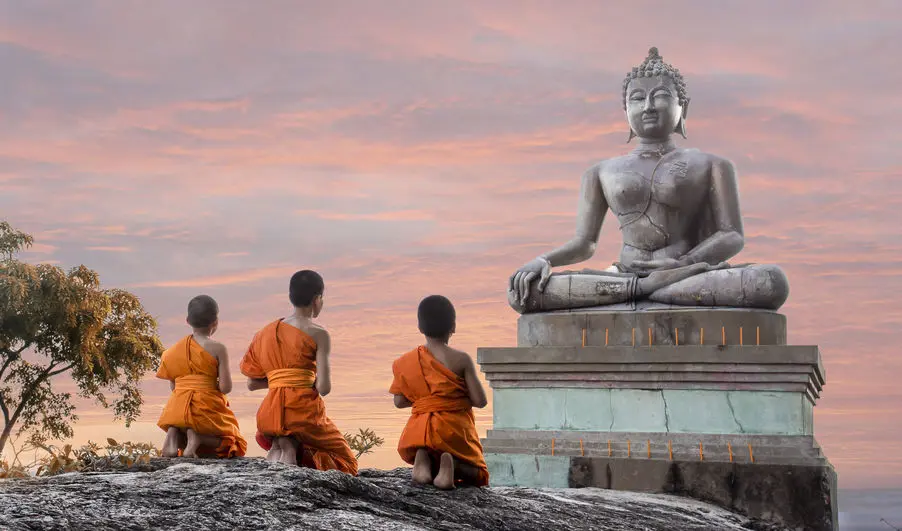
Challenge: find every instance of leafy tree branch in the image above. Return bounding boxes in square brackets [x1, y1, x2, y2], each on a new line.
[0, 221, 163, 455]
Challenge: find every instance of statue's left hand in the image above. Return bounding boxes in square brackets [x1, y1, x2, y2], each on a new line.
[509, 258, 552, 306]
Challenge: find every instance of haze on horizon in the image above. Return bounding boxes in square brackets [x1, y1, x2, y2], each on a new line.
[1, 1, 900, 489]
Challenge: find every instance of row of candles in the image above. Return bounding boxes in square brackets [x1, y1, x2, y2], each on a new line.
[548, 438, 755, 463]
[580, 326, 763, 347]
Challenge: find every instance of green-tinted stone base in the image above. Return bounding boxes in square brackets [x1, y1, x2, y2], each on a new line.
[493, 388, 813, 436]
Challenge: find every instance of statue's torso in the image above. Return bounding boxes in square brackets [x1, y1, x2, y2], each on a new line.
[599, 148, 714, 262]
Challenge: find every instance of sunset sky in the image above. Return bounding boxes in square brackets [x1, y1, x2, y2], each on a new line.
[2, 1, 900, 489]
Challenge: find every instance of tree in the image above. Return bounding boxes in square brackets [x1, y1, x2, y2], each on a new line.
[343, 428, 385, 460]
[0, 221, 164, 456]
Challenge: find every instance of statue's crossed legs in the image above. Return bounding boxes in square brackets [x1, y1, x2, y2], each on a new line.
[509, 263, 789, 313]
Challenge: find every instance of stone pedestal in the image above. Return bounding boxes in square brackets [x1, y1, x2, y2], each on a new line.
[478, 305, 838, 531]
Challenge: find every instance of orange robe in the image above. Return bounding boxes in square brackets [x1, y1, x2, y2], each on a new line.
[390, 345, 489, 486]
[156, 336, 247, 458]
[240, 319, 358, 475]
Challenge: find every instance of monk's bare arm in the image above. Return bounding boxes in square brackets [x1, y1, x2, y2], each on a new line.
[211, 342, 233, 394]
[461, 353, 488, 408]
[541, 164, 608, 267]
[247, 378, 268, 391]
[314, 329, 332, 396]
[681, 157, 744, 265]
[393, 394, 412, 408]
[242, 332, 268, 391]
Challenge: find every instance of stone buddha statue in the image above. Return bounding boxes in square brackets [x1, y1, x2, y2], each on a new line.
[508, 47, 789, 314]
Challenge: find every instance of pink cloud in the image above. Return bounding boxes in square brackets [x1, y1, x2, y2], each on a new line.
[295, 209, 432, 221]
[85, 245, 132, 252]
[130, 265, 297, 288]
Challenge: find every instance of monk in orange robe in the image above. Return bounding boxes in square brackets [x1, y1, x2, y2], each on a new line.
[157, 295, 247, 458]
[240, 270, 358, 475]
[390, 295, 489, 489]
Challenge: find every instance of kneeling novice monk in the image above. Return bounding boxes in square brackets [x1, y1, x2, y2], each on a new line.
[240, 270, 358, 474]
[390, 295, 489, 489]
[157, 295, 247, 458]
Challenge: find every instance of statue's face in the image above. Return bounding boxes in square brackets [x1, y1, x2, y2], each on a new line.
[626, 76, 683, 140]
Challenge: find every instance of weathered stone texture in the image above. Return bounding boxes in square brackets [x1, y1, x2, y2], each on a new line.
[0, 457, 788, 530]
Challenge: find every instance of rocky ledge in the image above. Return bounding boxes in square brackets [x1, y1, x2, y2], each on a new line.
[0, 458, 787, 530]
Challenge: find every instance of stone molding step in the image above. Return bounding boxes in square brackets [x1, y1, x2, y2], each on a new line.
[486, 429, 820, 447]
[484, 444, 825, 466]
[478, 345, 825, 401]
[483, 431, 824, 465]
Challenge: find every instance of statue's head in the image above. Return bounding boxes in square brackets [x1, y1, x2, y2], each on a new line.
[622, 47, 690, 141]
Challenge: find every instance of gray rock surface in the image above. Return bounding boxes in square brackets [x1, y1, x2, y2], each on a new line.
[0, 457, 787, 530]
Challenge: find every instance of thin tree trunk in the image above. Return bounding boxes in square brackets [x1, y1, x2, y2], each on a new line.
[0, 363, 58, 456]
[0, 422, 12, 457]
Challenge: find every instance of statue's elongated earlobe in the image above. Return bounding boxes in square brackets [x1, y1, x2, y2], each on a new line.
[627, 129, 636, 143]
[674, 98, 690, 138]
[675, 118, 687, 139]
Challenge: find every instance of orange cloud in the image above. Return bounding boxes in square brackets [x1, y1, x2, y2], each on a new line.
[130, 265, 297, 288]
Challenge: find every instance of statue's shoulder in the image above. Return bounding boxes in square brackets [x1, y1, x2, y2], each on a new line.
[594, 154, 630, 171]
[678, 148, 735, 170]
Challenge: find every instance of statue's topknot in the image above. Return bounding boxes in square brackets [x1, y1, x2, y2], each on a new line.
[621, 47, 689, 110]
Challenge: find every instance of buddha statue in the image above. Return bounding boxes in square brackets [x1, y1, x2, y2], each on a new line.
[508, 47, 789, 314]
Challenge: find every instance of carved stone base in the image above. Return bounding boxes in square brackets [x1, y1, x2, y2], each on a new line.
[478, 308, 836, 530]
[518, 304, 788, 347]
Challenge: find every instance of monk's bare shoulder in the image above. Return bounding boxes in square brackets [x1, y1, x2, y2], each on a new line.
[203, 339, 227, 362]
[448, 346, 476, 374]
[306, 323, 331, 351]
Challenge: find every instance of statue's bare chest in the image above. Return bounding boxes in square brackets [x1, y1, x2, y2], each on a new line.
[600, 151, 709, 219]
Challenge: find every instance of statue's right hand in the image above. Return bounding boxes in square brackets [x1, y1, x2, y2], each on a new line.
[509, 258, 552, 306]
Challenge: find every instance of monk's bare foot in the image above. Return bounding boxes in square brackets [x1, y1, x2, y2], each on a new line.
[266, 445, 282, 462]
[277, 436, 299, 466]
[177, 430, 188, 453]
[412, 449, 433, 485]
[183, 428, 201, 458]
[433, 452, 456, 490]
[162, 427, 181, 457]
